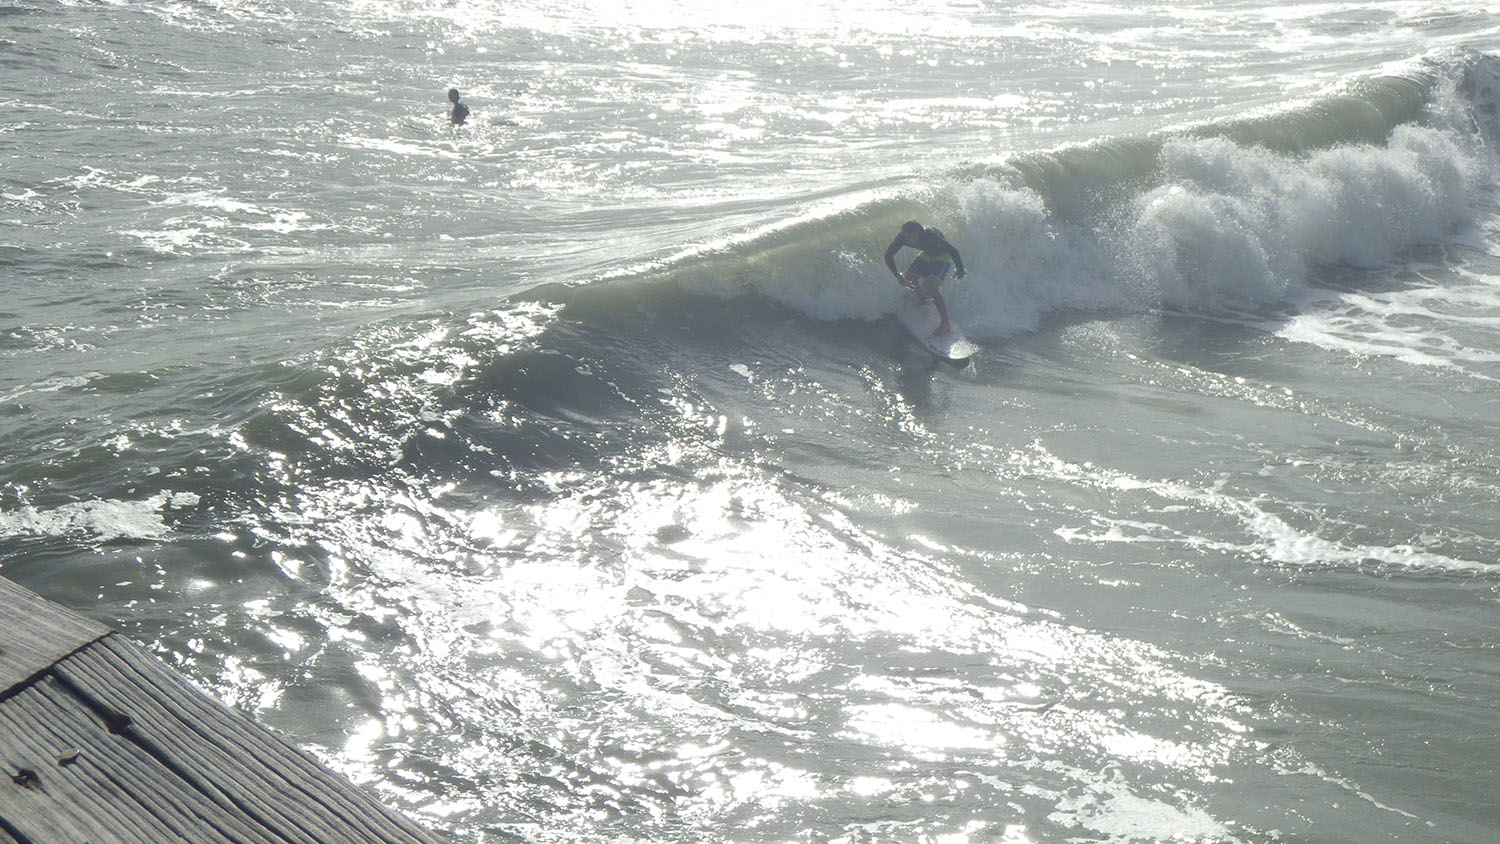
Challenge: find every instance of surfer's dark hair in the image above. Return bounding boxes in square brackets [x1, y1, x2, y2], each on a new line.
[901, 220, 923, 235]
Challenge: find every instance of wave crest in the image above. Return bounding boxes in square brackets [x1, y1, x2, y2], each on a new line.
[587, 49, 1500, 341]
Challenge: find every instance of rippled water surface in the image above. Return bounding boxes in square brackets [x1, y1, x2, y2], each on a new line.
[5, 1, 1500, 841]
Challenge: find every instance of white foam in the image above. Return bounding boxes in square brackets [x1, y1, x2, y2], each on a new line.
[0, 375, 96, 405]
[678, 112, 1489, 346]
[1121, 124, 1480, 311]
[1049, 780, 1233, 842]
[683, 53, 1497, 343]
[0, 491, 200, 543]
[1278, 284, 1500, 379]
[1049, 453, 1493, 574]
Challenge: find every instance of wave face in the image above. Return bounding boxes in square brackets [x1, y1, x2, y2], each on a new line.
[600, 49, 1500, 341]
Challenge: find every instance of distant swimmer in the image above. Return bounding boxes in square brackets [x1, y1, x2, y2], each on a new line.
[447, 88, 470, 125]
[884, 220, 966, 336]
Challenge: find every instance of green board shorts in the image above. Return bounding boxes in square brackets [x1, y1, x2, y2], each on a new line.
[907, 253, 953, 286]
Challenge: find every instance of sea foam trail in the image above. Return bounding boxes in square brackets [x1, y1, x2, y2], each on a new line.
[625, 49, 1500, 342]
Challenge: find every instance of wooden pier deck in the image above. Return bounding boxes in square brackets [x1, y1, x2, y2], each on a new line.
[0, 576, 442, 844]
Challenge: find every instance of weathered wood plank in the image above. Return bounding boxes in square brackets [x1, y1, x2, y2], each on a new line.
[0, 676, 276, 843]
[55, 648, 355, 844]
[52, 635, 442, 844]
[0, 577, 442, 844]
[0, 577, 108, 695]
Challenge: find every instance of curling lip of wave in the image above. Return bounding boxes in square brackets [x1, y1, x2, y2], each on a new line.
[562, 48, 1500, 340]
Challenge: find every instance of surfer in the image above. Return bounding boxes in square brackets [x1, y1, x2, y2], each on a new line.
[884, 220, 966, 335]
[447, 88, 470, 125]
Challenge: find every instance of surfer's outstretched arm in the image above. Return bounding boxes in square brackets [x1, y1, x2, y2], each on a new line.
[886, 239, 921, 291]
[884, 237, 906, 281]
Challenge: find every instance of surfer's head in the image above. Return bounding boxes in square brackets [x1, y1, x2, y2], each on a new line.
[900, 220, 923, 245]
[448, 88, 462, 103]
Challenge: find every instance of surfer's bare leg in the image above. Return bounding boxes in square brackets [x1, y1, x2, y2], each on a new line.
[927, 277, 951, 335]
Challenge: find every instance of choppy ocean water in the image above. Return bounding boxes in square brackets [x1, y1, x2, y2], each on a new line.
[5, 1, 1500, 841]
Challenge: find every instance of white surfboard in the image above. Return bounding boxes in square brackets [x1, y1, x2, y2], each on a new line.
[896, 297, 978, 361]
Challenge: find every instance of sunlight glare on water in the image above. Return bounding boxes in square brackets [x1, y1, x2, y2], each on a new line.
[8, 0, 1500, 841]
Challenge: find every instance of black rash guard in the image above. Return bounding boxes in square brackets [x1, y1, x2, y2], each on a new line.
[884, 226, 965, 279]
